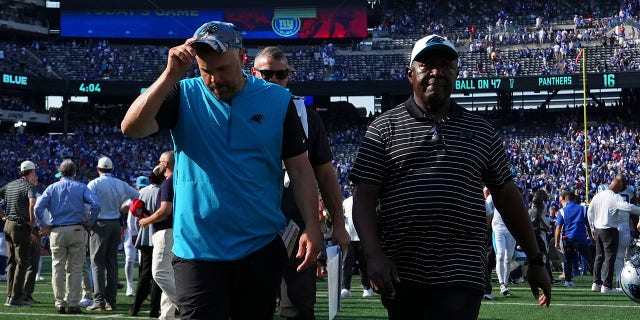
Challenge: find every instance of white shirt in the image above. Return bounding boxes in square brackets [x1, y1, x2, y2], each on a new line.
[342, 196, 359, 241]
[487, 195, 508, 232]
[617, 186, 637, 231]
[587, 189, 640, 229]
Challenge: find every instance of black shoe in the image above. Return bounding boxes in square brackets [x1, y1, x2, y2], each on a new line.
[117, 283, 124, 290]
[57, 306, 67, 314]
[8, 298, 32, 307]
[25, 296, 40, 304]
[150, 310, 160, 318]
[128, 305, 139, 316]
[67, 306, 82, 314]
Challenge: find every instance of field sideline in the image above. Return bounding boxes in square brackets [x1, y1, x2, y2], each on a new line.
[1, 254, 639, 319]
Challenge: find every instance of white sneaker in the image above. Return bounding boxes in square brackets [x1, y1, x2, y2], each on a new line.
[601, 286, 623, 294]
[515, 276, 525, 284]
[78, 298, 93, 307]
[35, 274, 44, 281]
[126, 287, 135, 297]
[362, 288, 373, 297]
[483, 293, 495, 300]
[340, 289, 351, 298]
[564, 281, 576, 288]
[500, 284, 512, 297]
[591, 283, 602, 292]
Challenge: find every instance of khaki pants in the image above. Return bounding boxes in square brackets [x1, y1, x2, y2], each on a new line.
[3, 220, 31, 300]
[50, 225, 87, 308]
[152, 229, 178, 320]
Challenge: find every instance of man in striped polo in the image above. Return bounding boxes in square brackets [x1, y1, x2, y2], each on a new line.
[0, 160, 38, 307]
[349, 35, 552, 319]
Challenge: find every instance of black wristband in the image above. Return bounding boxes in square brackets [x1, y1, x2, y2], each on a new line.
[529, 253, 545, 266]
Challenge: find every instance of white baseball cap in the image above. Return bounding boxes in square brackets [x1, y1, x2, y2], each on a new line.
[20, 160, 36, 171]
[97, 157, 113, 169]
[410, 35, 458, 63]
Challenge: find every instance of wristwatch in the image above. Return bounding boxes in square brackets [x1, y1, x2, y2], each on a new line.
[529, 253, 546, 267]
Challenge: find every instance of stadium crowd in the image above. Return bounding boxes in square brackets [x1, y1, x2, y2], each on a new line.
[0, 0, 637, 218]
[0, 101, 637, 214]
[3, 2, 640, 81]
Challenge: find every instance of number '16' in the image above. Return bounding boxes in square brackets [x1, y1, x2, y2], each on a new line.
[603, 74, 616, 88]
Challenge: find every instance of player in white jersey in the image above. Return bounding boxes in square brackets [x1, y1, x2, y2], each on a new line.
[487, 190, 516, 297]
[615, 185, 637, 288]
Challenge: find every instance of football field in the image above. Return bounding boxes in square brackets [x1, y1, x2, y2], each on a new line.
[1, 254, 639, 319]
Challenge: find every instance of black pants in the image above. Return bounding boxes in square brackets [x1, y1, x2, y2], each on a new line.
[173, 236, 288, 320]
[382, 282, 483, 320]
[279, 244, 317, 320]
[594, 228, 619, 288]
[342, 241, 369, 291]
[131, 246, 161, 316]
[484, 236, 496, 294]
[563, 239, 594, 282]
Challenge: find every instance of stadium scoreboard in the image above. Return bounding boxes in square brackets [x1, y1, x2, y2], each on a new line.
[70, 81, 148, 95]
[456, 75, 575, 91]
[454, 73, 630, 92]
[1, 74, 150, 96]
[3, 72, 640, 97]
[59, 0, 368, 40]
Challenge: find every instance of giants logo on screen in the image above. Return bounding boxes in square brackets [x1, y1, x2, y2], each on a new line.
[272, 17, 301, 37]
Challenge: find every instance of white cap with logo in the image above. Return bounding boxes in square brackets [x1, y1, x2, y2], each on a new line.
[410, 34, 458, 64]
[97, 157, 113, 169]
[20, 160, 36, 171]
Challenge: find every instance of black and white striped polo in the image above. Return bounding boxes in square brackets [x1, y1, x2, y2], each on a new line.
[350, 97, 512, 291]
[0, 178, 36, 220]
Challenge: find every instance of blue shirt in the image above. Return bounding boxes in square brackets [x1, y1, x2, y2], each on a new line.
[34, 178, 101, 227]
[87, 173, 139, 220]
[557, 201, 590, 245]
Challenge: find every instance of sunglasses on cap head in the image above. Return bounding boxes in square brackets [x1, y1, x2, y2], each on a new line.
[258, 69, 290, 80]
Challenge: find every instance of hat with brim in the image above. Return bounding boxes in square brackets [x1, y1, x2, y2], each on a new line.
[97, 157, 113, 170]
[136, 176, 150, 188]
[410, 35, 458, 63]
[191, 21, 243, 53]
[20, 160, 36, 171]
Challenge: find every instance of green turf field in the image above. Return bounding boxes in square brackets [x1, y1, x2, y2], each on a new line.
[1, 254, 639, 319]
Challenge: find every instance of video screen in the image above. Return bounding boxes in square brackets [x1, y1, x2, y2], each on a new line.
[60, 5, 367, 39]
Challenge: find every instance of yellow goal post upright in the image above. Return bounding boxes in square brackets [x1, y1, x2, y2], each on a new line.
[580, 47, 590, 204]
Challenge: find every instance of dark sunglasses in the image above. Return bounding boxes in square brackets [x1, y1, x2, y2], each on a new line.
[258, 69, 290, 80]
[429, 124, 447, 153]
[429, 124, 442, 144]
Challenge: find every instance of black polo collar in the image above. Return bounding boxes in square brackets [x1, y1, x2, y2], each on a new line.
[404, 96, 464, 122]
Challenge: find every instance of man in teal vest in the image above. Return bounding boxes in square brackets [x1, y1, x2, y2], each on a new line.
[121, 20, 321, 320]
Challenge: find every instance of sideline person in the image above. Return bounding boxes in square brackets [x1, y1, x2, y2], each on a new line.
[0, 160, 38, 307]
[35, 159, 101, 314]
[252, 45, 350, 320]
[121, 21, 321, 320]
[349, 35, 552, 319]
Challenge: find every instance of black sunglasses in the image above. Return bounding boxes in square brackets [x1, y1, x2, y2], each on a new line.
[429, 124, 442, 144]
[429, 124, 447, 152]
[258, 69, 290, 80]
